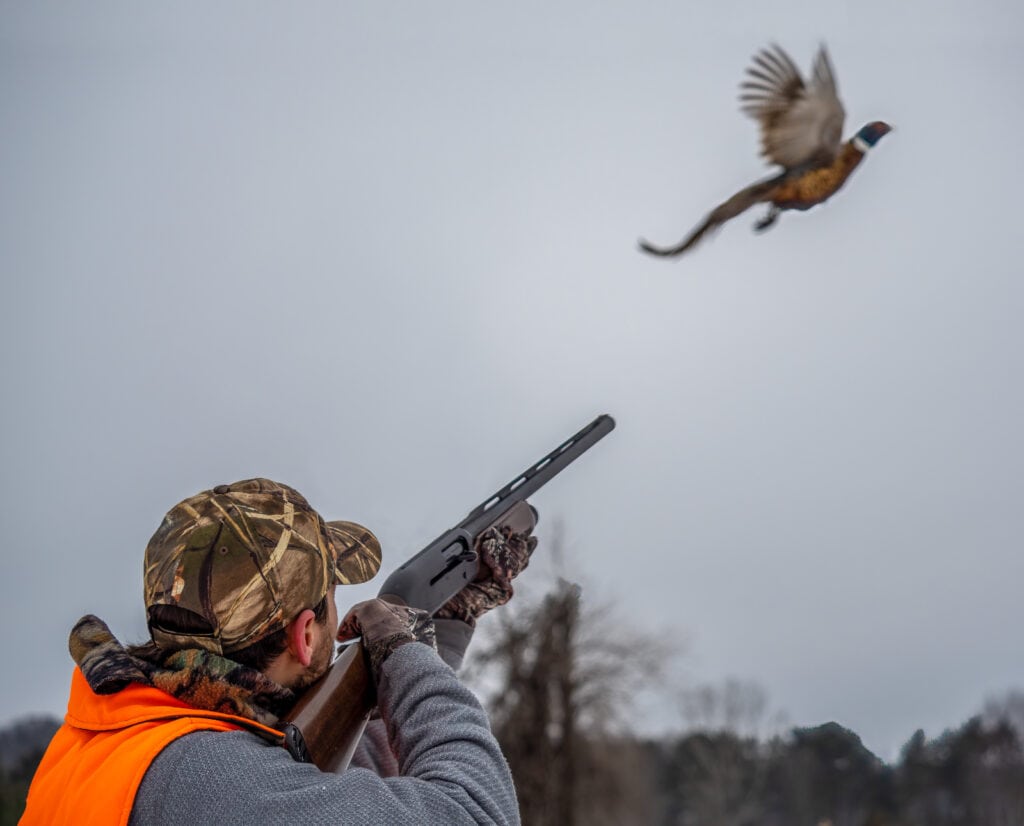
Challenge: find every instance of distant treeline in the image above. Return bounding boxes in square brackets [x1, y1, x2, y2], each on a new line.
[634, 717, 1024, 826]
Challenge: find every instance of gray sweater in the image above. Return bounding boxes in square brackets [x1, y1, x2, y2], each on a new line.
[129, 642, 519, 825]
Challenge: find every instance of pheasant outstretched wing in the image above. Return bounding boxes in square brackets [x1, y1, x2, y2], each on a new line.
[738, 44, 846, 171]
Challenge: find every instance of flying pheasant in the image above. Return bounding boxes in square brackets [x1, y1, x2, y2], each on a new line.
[639, 44, 891, 258]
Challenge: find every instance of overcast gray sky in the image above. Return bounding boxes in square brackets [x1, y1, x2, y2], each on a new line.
[2, 1, 1022, 760]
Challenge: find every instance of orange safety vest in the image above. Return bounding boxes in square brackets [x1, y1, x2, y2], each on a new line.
[21, 668, 284, 826]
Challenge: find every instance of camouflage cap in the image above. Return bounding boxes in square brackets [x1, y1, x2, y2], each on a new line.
[143, 478, 382, 656]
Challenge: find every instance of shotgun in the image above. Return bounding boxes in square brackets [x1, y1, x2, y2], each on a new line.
[281, 413, 616, 772]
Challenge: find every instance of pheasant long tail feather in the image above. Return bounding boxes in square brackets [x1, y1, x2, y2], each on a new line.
[638, 176, 781, 258]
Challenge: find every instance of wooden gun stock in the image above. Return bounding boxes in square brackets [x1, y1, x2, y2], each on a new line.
[281, 643, 375, 773]
[280, 414, 615, 772]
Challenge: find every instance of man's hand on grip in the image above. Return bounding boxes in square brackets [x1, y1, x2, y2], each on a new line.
[336, 599, 437, 682]
[435, 525, 537, 627]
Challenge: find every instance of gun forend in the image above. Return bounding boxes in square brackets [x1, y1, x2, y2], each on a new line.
[376, 414, 615, 611]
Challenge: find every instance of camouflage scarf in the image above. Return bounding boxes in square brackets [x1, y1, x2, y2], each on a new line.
[69, 615, 296, 726]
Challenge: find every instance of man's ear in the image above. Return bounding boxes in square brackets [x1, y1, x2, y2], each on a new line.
[286, 608, 318, 667]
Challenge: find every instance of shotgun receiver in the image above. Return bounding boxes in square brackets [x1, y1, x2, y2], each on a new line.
[281, 413, 616, 772]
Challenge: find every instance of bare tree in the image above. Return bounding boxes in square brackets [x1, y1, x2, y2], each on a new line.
[678, 678, 785, 741]
[672, 679, 782, 826]
[466, 542, 673, 826]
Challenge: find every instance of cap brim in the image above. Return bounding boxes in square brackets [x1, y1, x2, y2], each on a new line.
[325, 520, 382, 584]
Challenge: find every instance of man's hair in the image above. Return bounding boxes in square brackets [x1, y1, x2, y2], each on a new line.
[230, 595, 331, 672]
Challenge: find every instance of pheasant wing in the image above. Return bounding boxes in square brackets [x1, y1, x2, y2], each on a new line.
[739, 44, 845, 171]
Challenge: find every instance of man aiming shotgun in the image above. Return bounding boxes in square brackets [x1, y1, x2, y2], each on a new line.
[22, 415, 615, 825]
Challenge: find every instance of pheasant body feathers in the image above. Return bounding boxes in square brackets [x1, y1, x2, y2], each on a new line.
[770, 142, 865, 210]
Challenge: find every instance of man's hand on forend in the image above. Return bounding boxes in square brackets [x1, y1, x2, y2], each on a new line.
[435, 525, 538, 627]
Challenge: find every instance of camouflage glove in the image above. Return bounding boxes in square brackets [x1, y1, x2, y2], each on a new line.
[336, 599, 437, 682]
[435, 525, 537, 627]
